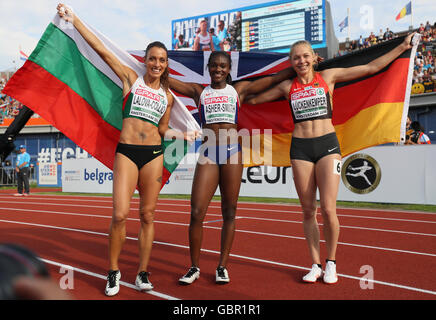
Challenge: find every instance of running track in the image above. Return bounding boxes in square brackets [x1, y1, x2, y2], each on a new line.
[0, 191, 435, 301]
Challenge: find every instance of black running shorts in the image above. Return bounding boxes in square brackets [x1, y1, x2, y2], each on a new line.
[290, 132, 341, 163]
[115, 143, 163, 170]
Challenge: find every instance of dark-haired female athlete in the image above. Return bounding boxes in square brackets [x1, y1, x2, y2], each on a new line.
[170, 51, 294, 284]
[57, 4, 197, 296]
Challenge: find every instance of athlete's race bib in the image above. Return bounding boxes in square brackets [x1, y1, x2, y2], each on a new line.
[199, 85, 239, 125]
[290, 87, 328, 121]
[203, 95, 237, 124]
[129, 85, 167, 125]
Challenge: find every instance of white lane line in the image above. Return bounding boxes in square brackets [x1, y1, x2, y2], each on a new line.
[2, 204, 436, 239]
[1, 218, 435, 297]
[1, 200, 436, 225]
[203, 217, 243, 224]
[1, 209, 435, 257]
[2, 195, 436, 217]
[41, 258, 179, 300]
[242, 216, 436, 237]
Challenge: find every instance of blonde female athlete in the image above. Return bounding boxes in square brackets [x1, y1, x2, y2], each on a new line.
[57, 4, 197, 296]
[248, 33, 414, 284]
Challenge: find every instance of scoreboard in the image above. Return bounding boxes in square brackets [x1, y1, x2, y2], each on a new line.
[172, 0, 329, 54]
[241, 0, 325, 52]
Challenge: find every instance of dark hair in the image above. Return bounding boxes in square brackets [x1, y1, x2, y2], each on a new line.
[411, 121, 424, 132]
[207, 51, 232, 84]
[144, 41, 169, 91]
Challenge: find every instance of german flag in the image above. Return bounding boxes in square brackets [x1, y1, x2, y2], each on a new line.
[238, 35, 417, 166]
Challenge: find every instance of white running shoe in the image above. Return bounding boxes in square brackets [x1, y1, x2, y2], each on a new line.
[179, 267, 200, 285]
[323, 261, 338, 284]
[216, 266, 230, 284]
[105, 270, 121, 296]
[135, 271, 154, 291]
[302, 264, 322, 283]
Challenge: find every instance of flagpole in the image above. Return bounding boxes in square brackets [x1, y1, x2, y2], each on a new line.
[410, 1, 413, 29]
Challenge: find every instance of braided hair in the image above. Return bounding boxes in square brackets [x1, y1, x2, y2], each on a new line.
[207, 51, 233, 84]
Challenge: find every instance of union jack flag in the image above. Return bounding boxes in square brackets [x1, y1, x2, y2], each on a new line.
[129, 50, 291, 131]
[129, 42, 416, 166]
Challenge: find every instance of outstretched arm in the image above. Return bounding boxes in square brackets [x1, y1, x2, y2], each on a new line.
[158, 92, 200, 142]
[245, 79, 292, 105]
[168, 77, 204, 105]
[235, 67, 296, 103]
[322, 33, 415, 85]
[57, 4, 137, 96]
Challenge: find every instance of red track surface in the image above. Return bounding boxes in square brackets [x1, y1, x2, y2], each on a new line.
[0, 190, 435, 302]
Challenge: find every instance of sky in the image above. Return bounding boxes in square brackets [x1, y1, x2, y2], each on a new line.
[0, 0, 435, 71]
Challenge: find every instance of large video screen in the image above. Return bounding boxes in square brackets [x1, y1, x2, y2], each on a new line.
[171, 0, 326, 53]
[241, 0, 325, 52]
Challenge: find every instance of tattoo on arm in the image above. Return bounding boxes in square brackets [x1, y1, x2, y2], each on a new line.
[156, 176, 162, 183]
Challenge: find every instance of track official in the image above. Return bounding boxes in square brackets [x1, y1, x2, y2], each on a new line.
[15, 145, 30, 196]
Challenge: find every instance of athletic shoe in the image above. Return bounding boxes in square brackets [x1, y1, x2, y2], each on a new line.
[13, 193, 23, 196]
[179, 267, 200, 285]
[105, 270, 121, 296]
[135, 271, 154, 291]
[216, 266, 230, 284]
[302, 264, 322, 283]
[23, 193, 29, 196]
[323, 261, 338, 284]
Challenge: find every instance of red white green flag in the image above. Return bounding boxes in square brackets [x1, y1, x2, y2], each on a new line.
[4, 14, 200, 187]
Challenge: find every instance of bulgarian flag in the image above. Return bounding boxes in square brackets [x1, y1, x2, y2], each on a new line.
[3, 14, 200, 187]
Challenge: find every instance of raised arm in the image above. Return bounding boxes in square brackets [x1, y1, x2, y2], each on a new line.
[57, 4, 137, 96]
[168, 77, 204, 105]
[245, 79, 292, 105]
[235, 67, 296, 102]
[322, 33, 415, 85]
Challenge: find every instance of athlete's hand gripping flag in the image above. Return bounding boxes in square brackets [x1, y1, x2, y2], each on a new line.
[4, 6, 201, 187]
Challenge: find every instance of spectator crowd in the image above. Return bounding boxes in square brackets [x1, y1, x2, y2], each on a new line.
[1, 78, 42, 124]
[336, 21, 436, 95]
[0, 78, 24, 124]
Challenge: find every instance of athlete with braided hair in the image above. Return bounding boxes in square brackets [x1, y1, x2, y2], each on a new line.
[170, 51, 294, 285]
